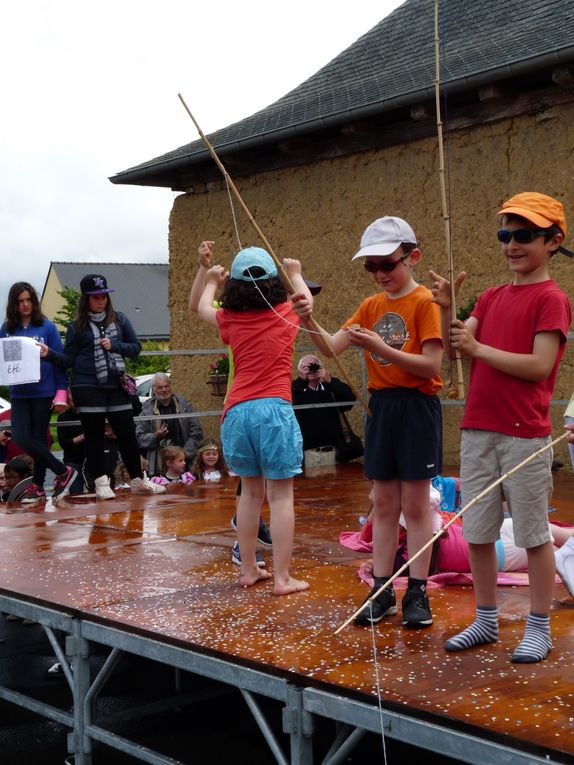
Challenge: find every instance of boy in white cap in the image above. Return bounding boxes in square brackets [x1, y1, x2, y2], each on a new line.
[431, 191, 572, 662]
[294, 216, 444, 629]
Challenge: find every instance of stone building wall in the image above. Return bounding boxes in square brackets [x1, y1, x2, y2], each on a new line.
[167, 103, 574, 467]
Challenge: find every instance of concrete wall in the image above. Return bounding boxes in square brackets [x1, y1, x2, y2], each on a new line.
[167, 103, 574, 467]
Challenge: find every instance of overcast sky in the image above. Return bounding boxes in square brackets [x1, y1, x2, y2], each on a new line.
[1, 0, 403, 309]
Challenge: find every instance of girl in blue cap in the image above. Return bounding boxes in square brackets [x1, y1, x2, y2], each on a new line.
[198, 247, 312, 595]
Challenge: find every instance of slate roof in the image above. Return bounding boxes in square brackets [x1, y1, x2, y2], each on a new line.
[112, 0, 574, 186]
[45, 262, 169, 340]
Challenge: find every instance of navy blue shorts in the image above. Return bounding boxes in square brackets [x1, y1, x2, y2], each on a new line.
[364, 388, 442, 481]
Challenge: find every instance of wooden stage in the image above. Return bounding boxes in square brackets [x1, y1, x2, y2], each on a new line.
[0, 463, 573, 764]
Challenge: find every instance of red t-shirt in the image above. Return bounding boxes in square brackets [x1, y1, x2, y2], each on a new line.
[216, 302, 300, 420]
[461, 280, 571, 437]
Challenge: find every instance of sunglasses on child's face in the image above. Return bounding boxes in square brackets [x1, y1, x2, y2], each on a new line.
[497, 229, 548, 245]
[363, 254, 409, 273]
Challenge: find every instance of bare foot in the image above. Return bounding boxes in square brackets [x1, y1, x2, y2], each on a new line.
[239, 567, 272, 587]
[273, 577, 310, 596]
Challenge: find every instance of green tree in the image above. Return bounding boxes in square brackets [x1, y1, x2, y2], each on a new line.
[125, 342, 170, 376]
[54, 285, 80, 333]
[457, 297, 477, 322]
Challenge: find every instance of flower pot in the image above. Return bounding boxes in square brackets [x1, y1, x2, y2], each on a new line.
[206, 374, 228, 397]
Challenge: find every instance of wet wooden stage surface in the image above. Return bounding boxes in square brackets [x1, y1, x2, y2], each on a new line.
[0, 464, 573, 760]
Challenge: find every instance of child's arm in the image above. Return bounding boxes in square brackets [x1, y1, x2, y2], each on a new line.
[282, 258, 314, 304]
[189, 240, 214, 313]
[451, 324, 561, 382]
[432, 268, 562, 381]
[429, 269, 467, 360]
[290, 292, 352, 357]
[197, 266, 228, 327]
[347, 327, 443, 378]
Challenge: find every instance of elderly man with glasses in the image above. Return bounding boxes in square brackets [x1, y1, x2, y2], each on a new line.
[136, 373, 203, 475]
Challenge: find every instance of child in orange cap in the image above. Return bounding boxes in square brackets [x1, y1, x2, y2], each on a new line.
[431, 191, 572, 663]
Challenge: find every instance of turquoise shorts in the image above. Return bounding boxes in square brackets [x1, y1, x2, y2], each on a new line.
[221, 398, 303, 479]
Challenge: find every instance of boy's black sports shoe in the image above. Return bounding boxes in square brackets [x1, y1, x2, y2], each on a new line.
[354, 586, 397, 626]
[230, 514, 272, 548]
[402, 585, 433, 629]
[231, 541, 265, 568]
[256, 521, 272, 547]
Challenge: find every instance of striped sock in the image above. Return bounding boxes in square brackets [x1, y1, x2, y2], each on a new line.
[511, 612, 551, 663]
[445, 606, 499, 652]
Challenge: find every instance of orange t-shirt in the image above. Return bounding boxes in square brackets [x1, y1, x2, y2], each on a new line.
[342, 285, 442, 395]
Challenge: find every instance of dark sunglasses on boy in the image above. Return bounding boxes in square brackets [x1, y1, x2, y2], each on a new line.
[363, 254, 409, 273]
[497, 228, 548, 245]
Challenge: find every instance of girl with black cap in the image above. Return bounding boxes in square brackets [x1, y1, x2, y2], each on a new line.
[40, 273, 165, 499]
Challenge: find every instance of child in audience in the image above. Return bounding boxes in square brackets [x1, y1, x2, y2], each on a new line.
[2, 456, 33, 501]
[151, 445, 196, 486]
[191, 438, 231, 482]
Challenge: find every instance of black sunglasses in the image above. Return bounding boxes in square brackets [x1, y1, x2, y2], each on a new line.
[497, 229, 548, 245]
[363, 254, 409, 273]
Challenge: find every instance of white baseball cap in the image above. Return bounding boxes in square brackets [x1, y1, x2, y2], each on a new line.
[352, 216, 417, 260]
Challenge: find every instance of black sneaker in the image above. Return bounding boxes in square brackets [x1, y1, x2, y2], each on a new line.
[52, 466, 78, 501]
[256, 521, 272, 548]
[19, 484, 47, 504]
[231, 515, 272, 548]
[231, 542, 265, 568]
[402, 585, 433, 629]
[354, 586, 397, 626]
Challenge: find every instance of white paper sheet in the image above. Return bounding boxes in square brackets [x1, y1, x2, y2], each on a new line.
[0, 336, 42, 385]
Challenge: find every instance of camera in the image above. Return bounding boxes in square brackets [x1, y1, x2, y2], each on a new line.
[307, 362, 320, 373]
[2, 430, 11, 439]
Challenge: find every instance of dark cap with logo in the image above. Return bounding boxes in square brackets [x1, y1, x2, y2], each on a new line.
[80, 274, 114, 295]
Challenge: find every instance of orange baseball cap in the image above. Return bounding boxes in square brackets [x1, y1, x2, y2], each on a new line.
[498, 192, 573, 257]
[498, 192, 567, 235]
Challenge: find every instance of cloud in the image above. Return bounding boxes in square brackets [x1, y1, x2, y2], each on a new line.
[0, 0, 400, 309]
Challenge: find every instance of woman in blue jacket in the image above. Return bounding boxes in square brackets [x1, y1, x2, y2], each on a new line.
[0, 282, 77, 502]
[40, 274, 164, 500]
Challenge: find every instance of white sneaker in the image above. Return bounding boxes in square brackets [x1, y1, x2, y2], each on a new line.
[555, 536, 574, 598]
[95, 474, 116, 500]
[130, 472, 166, 494]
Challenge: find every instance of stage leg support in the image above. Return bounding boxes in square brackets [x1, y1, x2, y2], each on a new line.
[67, 621, 92, 765]
[284, 685, 314, 765]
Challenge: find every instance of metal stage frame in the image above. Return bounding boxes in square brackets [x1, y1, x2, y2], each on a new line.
[0, 591, 566, 765]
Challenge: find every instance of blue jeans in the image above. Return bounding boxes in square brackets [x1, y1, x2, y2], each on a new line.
[10, 398, 67, 487]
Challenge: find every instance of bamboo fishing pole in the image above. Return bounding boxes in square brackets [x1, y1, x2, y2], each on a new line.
[334, 430, 568, 635]
[178, 93, 370, 415]
[434, 1, 465, 400]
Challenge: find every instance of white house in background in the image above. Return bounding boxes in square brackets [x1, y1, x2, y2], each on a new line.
[41, 262, 170, 342]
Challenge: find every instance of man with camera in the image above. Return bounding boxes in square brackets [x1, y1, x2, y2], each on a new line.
[135, 373, 203, 475]
[292, 355, 358, 462]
